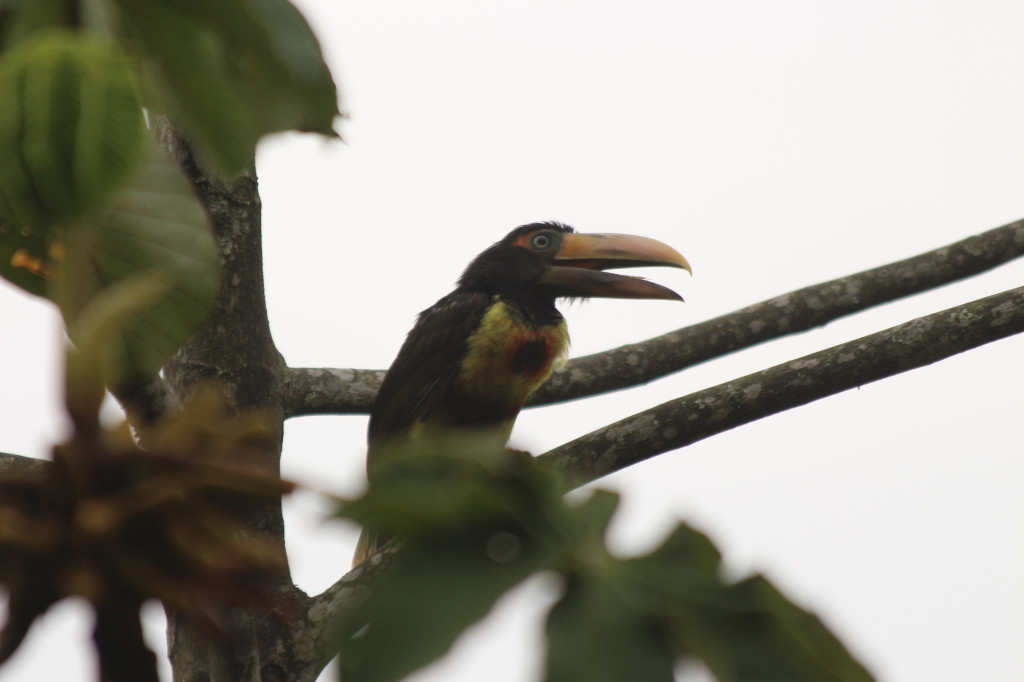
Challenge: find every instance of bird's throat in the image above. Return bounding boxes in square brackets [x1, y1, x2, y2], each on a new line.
[415, 298, 568, 443]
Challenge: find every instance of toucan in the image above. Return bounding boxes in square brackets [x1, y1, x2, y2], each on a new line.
[354, 221, 690, 564]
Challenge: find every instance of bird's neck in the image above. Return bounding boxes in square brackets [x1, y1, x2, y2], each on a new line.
[492, 291, 563, 327]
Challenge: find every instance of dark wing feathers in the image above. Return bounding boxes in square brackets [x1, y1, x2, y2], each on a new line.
[367, 290, 492, 447]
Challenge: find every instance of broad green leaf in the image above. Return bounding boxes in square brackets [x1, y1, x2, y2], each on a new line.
[110, 0, 338, 174]
[339, 534, 546, 682]
[680, 575, 875, 682]
[337, 446, 564, 682]
[0, 31, 144, 234]
[545, 571, 675, 682]
[568, 488, 621, 546]
[58, 135, 217, 387]
[622, 523, 875, 682]
[341, 442, 566, 547]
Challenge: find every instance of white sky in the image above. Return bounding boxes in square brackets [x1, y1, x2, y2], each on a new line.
[2, 1, 1024, 680]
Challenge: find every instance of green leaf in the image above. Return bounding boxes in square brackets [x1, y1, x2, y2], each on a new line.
[109, 0, 339, 174]
[0, 0, 76, 53]
[341, 442, 566, 546]
[545, 570, 675, 682]
[64, 271, 168, 421]
[0, 30, 145, 233]
[0, 228, 50, 296]
[337, 445, 565, 682]
[622, 523, 876, 682]
[568, 488, 621, 545]
[58, 135, 217, 387]
[339, 533, 546, 682]
[680, 575, 875, 682]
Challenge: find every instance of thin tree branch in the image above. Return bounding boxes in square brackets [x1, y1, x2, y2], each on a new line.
[531, 218, 1024, 405]
[301, 285, 1024, 671]
[0, 452, 50, 482]
[283, 218, 1024, 417]
[283, 368, 384, 417]
[302, 542, 404, 679]
[537, 285, 1024, 489]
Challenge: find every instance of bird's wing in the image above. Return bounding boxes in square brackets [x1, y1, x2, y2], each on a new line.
[367, 290, 491, 448]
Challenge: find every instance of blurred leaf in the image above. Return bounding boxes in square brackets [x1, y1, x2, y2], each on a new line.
[338, 444, 564, 682]
[681, 575, 875, 682]
[0, 229, 50, 295]
[565, 488, 620, 551]
[628, 521, 725, 584]
[0, 30, 144, 234]
[339, 447, 872, 682]
[340, 533, 546, 682]
[342, 441, 565, 545]
[545, 570, 675, 682]
[0, 0, 73, 53]
[622, 523, 875, 682]
[110, 0, 339, 174]
[58, 134, 217, 387]
[0, 420, 292, 672]
[64, 271, 167, 423]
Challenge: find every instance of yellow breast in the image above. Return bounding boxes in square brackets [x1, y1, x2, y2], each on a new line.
[457, 299, 569, 406]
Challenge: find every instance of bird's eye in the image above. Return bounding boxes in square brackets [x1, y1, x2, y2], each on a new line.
[530, 232, 555, 251]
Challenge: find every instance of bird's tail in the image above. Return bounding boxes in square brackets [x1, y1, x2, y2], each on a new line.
[352, 528, 381, 567]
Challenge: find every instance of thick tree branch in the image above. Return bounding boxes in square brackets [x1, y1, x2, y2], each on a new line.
[284, 218, 1024, 416]
[537, 285, 1024, 488]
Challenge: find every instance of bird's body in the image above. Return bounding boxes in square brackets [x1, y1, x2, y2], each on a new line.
[355, 222, 689, 564]
[369, 293, 569, 453]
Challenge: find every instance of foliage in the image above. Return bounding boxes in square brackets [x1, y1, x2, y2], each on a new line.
[0, 1, 890, 681]
[0, 0, 339, 384]
[337, 445, 874, 682]
[0, 1, 336, 679]
[0, 276, 293, 682]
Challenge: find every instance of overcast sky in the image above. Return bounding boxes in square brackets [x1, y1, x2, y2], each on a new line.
[2, 1, 1024, 681]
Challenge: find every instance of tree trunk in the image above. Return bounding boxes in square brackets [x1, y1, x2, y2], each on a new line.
[159, 129, 312, 682]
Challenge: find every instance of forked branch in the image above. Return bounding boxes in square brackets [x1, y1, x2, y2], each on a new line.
[538, 285, 1024, 487]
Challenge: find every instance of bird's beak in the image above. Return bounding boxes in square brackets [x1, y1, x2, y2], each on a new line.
[539, 233, 691, 301]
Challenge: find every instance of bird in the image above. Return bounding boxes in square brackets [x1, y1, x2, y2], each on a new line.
[354, 221, 690, 564]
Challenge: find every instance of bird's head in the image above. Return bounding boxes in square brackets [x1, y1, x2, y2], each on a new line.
[458, 222, 691, 302]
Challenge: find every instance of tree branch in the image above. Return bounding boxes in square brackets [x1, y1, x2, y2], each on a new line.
[537, 285, 1024, 488]
[302, 543, 404, 679]
[283, 218, 1024, 417]
[299, 285, 1024, 672]
[0, 452, 49, 482]
[283, 367, 384, 418]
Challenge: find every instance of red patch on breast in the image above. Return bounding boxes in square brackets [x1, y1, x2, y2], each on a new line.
[510, 338, 550, 375]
